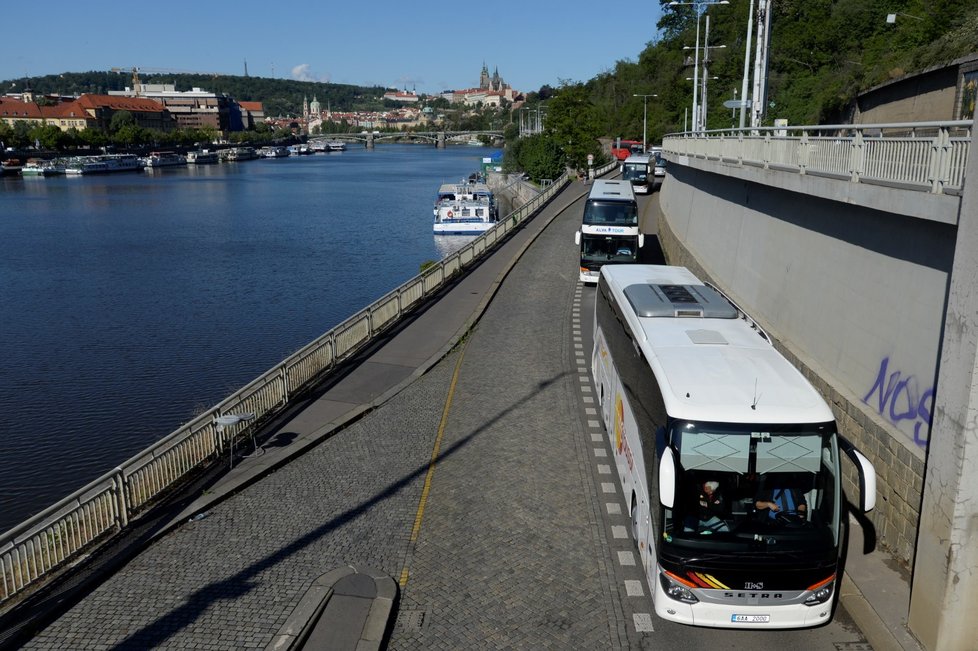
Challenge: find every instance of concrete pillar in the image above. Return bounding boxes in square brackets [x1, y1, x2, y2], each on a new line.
[908, 135, 978, 649]
[436, 132, 445, 149]
[366, 133, 374, 150]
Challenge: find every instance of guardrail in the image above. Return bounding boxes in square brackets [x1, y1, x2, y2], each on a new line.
[662, 120, 973, 195]
[0, 172, 571, 607]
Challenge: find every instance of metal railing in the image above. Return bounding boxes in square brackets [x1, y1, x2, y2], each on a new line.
[662, 121, 973, 195]
[0, 172, 571, 606]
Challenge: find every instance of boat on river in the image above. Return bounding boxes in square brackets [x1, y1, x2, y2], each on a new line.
[258, 146, 290, 158]
[220, 146, 257, 161]
[186, 149, 219, 164]
[141, 151, 187, 168]
[327, 141, 347, 152]
[432, 178, 499, 235]
[65, 154, 142, 175]
[21, 158, 66, 176]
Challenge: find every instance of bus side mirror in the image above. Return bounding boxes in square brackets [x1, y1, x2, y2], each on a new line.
[638, 234, 645, 249]
[659, 447, 677, 508]
[574, 231, 581, 246]
[839, 436, 877, 512]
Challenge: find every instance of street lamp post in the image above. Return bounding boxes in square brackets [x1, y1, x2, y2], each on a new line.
[669, 0, 729, 132]
[633, 94, 657, 152]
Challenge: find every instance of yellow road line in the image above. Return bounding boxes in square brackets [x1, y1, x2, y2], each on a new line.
[399, 344, 468, 588]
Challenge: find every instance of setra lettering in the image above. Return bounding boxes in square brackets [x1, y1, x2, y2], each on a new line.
[724, 592, 785, 600]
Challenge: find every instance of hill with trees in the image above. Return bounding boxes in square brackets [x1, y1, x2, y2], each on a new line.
[506, 0, 977, 178]
[3, 70, 389, 116]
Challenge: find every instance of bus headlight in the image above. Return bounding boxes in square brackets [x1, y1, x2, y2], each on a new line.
[660, 571, 699, 604]
[804, 577, 835, 606]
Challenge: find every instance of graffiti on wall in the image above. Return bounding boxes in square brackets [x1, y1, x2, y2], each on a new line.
[863, 356, 933, 448]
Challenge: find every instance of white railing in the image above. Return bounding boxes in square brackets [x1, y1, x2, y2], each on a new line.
[662, 121, 972, 195]
[0, 172, 572, 607]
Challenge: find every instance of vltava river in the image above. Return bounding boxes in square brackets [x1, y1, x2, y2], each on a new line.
[0, 144, 502, 532]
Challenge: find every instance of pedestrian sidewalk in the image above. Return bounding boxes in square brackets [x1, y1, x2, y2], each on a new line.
[840, 517, 924, 651]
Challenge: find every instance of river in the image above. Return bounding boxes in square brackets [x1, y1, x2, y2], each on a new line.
[0, 144, 503, 533]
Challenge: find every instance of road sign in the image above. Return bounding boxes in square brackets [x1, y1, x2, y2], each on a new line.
[723, 99, 749, 108]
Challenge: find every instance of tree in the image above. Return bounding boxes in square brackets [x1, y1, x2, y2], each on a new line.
[109, 110, 135, 133]
[29, 123, 66, 150]
[503, 133, 564, 181]
[546, 84, 604, 172]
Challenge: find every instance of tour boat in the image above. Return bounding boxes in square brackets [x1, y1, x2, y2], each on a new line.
[141, 151, 187, 168]
[432, 179, 499, 235]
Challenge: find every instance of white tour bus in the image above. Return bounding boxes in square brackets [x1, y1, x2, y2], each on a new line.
[592, 265, 876, 629]
[620, 153, 653, 194]
[574, 179, 644, 284]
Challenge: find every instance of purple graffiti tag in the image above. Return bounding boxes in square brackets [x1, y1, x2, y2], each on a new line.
[863, 357, 933, 448]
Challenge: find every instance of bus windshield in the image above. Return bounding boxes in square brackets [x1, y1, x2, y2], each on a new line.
[581, 234, 638, 263]
[662, 420, 841, 555]
[583, 200, 637, 226]
[621, 163, 648, 183]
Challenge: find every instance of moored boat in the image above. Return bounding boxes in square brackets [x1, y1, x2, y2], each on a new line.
[21, 158, 66, 176]
[141, 151, 187, 168]
[65, 154, 142, 175]
[432, 178, 499, 235]
[327, 141, 347, 152]
[220, 146, 258, 161]
[186, 149, 219, 164]
[1, 158, 24, 175]
[258, 146, 290, 158]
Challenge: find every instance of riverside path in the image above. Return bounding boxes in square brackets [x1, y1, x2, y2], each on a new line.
[21, 178, 880, 650]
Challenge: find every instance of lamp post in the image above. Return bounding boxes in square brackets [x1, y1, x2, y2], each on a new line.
[633, 94, 657, 153]
[669, 0, 729, 132]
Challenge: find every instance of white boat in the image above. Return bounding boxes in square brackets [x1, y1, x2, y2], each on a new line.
[327, 141, 347, 152]
[288, 144, 313, 155]
[432, 179, 499, 235]
[258, 146, 290, 158]
[65, 154, 142, 175]
[220, 146, 257, 161]
[141, 151, 187, 168]
[20, 158, 66, 176]
[186, 149, 219, 164]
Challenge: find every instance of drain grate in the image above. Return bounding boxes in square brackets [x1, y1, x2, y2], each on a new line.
[396, 609, 426, 632]
[834, 643, 874, 651]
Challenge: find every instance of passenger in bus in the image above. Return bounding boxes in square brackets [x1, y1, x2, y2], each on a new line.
[755, 482, 808, 524]
[683, 479, 730, 534]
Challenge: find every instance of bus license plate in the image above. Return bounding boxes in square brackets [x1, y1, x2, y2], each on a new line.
[731, 614, 770, 623]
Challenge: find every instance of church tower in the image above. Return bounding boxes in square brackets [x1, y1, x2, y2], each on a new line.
[480, 62, 491, 90]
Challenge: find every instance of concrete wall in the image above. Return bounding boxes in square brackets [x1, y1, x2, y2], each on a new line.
[657, 163, 959, 564]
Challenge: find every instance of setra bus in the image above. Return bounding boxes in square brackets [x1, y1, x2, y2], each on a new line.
[574, 180, 644, 283]
[620, 153, 653, 194]
[591, 265, 876, 629]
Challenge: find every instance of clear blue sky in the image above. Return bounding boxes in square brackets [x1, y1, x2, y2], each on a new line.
[1, 1, 664, 95]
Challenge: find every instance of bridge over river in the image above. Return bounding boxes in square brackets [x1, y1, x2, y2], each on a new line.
[2, 119, 975, 650]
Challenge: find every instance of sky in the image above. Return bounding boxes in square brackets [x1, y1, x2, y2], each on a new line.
[1, 1, 664, 95]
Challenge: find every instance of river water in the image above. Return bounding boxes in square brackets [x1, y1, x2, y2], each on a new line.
[0, 144, 503, 533]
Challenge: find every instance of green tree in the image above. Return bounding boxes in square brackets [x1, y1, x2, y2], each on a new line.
[503, 133, 564, 181]
[546, 84, 604, 172]
[29, 123, 66, 150]
[109, 110, 135, 133]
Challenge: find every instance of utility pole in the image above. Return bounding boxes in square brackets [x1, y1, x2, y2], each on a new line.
[739, 0, 755, 128]
[750, 0, 772, 128]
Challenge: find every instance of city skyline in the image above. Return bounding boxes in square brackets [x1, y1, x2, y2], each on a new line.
[1, 1, 664, 96]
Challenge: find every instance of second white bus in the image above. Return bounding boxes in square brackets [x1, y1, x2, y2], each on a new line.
[575, 179, 644, 284]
